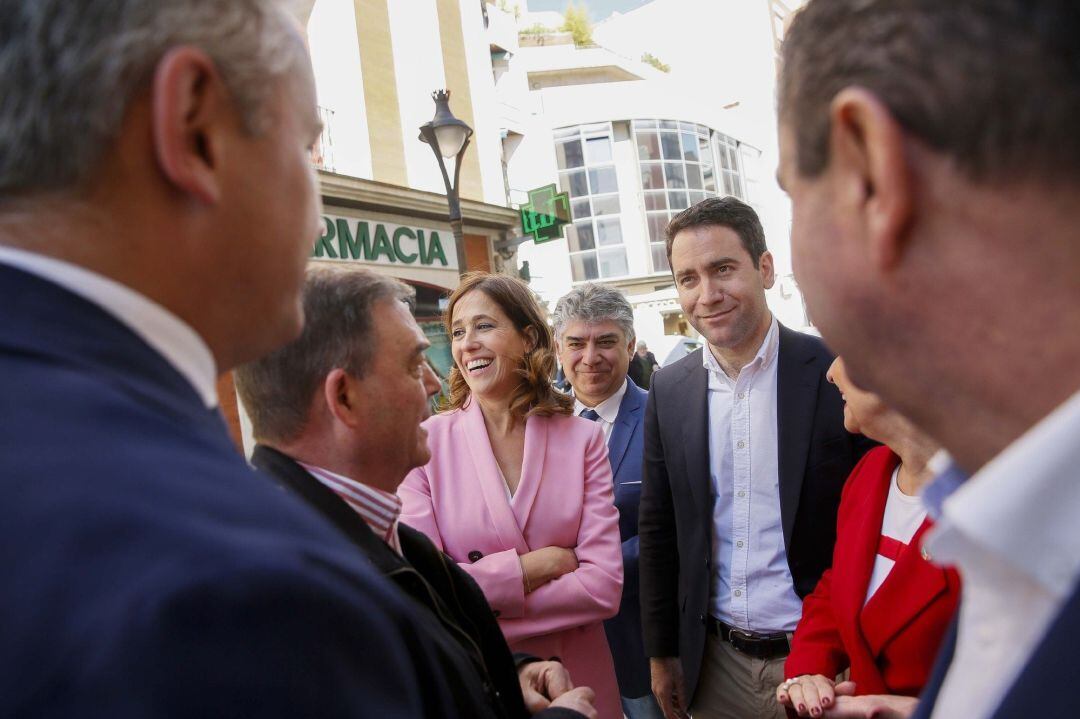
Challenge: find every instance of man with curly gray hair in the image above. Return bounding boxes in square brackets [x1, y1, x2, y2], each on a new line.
[0, 1, 464, 715]
[553, 283, 662, 719]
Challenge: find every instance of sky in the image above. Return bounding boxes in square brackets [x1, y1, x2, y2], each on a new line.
[524, 0, 651, 21]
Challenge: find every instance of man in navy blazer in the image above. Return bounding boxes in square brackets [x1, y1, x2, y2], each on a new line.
[777, 2, 1080, 718]
[554, 284, 663, 719]
[0, 1, 464, 716]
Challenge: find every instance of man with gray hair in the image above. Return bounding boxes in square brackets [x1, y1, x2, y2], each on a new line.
[0, 1, 460, 715]
[235, 268, 596, 719]
[777, 2, 1080, 717]
[553, 284, 661, 719]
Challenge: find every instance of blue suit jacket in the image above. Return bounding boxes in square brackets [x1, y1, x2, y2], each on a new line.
[601, 380, 652, 698]
[0, 264, 459, 717]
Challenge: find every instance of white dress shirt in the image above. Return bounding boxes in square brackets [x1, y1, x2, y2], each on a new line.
[927, 389, 1080, 719]
[0, 245, 217, 408]
[705, 316, 802, 633]
[573, 378, 627, 441]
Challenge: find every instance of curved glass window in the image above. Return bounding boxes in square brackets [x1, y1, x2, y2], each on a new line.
[633, 119, 746, 272]
[555, 123, 628, 281]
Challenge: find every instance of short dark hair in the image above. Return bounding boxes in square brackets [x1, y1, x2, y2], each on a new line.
[665, 196, 767, 268]
[780, 0, 1080, 183]
[235, 267, 414, 444]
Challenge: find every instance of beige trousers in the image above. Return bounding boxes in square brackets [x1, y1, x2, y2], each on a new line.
[689, 633, 788, 719]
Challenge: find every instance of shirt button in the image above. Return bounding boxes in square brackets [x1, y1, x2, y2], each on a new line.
[737, 490, 746, 498]
[737, 392, 745, 400]
[734, 589, 742, 597]
[737, 440, 746, 449]
[468, 550, 483, 562]
[736, 540, 744, 548]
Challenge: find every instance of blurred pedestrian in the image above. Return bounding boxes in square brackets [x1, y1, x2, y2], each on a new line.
[0, 1, 456, 714]
[779, 2, 1080, 717]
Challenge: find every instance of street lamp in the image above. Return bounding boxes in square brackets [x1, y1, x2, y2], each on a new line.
[418, 89, 473, 276]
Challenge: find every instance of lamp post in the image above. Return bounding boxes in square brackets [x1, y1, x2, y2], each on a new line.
[418, 89, 473, 277]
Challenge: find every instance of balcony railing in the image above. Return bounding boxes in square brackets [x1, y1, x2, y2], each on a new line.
[310, 105, 337, 173]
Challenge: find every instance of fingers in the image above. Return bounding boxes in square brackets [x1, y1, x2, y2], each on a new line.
[550, 686, 598, 719]
[541, 662, 575, 697]
[787, 682, 809, 716]
[800, 680, 824, 717]
[833, 681, 858, 697]
[519, 684, 550, 714]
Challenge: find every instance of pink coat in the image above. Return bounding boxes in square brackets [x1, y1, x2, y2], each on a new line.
[399, 399, 624, 719]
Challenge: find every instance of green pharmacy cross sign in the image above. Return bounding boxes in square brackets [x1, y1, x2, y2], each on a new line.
[520, 184, 571, 244]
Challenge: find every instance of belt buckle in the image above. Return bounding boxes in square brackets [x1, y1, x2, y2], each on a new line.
[727, 628, 757, 655]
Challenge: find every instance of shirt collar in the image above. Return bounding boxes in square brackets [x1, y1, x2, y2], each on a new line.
[298, 462, 403, 547]
[702, 314, 779, 381]
[937, 389, 1080, 595]
[573, 378, 627, 424]
[0, 245, 217, 408]
[920, 450, 969, 520]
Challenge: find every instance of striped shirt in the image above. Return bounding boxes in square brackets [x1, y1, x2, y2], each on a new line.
[299, 463, 403, 555]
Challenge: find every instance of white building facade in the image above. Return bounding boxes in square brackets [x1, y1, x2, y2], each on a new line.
[494, 0, 809, 357]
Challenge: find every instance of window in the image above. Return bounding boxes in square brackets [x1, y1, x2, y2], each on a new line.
[555, 123, 628, 281]
[633, 119, 747, 273]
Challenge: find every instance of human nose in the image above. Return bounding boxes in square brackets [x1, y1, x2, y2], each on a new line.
[582, 342, 601, 365]
[699, 276, 725, 306]
[422, 363, 441, 398]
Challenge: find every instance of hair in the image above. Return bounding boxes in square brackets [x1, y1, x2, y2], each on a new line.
[780, 0, 1080, 184]
[0, 0, 305, 198]
[665, 196, 767, 268]
[235, 267, 415, 444]
[552, 283, 635, 346]
[443, 272, 572, 421]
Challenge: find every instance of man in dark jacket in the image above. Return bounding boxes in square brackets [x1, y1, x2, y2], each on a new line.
[235, 267, 596, 719]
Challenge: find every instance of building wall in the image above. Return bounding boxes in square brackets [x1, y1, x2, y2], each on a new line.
[501, 0, 809, 345]
[307, 0, 509, 206]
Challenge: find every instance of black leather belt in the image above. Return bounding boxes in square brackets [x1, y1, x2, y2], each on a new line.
[706, 617, 790, 660]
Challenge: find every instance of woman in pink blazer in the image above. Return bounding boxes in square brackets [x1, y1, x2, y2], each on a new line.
[399, 272, 624, 719]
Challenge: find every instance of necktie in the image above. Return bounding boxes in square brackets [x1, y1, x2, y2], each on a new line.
[579, 408, 600, 422]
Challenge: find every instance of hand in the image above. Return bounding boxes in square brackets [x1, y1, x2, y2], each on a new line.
[549, 687, 598, 719]
[777, 674, 836, 716]
[519, 660, 575, 713]
[821, 683, 917, 719]
[520, 546, 578, 592]
[650, 656, 690, 719]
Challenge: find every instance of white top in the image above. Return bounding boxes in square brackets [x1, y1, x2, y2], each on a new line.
[928, 389, 1080, 719]
[864, 465, 927, 603]
[573, 377, 627, 442]
[0, 245, 217, 408]
[704, 316, 802, 633]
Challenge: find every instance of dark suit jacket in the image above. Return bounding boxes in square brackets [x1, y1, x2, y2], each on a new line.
[601, 380, 652, 698]
[638, 323, 872, 698]
[913, 579, 1079, 719]
[251, 445, 582, 719]
[0, 264, 461, 717]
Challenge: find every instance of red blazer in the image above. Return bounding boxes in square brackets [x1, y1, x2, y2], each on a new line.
[785, 446, 961, 696]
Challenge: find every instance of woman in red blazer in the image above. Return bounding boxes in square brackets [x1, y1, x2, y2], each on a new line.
[777, 358, 961, 718]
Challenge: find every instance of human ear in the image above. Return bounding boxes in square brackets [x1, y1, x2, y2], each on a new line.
[322, 368, 362, 429]
[828, 87, 914, 272]
[759, 250, 776, 290]
[523, 325, 539, 353]
[149, 46, 231, 205]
